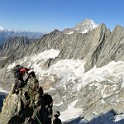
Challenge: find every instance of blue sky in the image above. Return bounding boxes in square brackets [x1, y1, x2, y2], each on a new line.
[0, 0, 124, 32]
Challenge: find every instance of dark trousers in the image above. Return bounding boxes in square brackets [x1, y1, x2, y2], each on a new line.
[12, 76, 24, 93]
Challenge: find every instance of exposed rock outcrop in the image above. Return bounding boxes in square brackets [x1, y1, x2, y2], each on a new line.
[96, 25, 124, 67]
[0, 72, 53, 124]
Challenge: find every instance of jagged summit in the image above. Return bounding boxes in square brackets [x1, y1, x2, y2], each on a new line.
[74, 18, 98, 33]
[64, 18, 98, 34]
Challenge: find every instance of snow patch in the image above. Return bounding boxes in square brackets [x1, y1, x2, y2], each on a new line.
[46, 59, 86, 85]
[31, 49, 60, 60]
[0, 88, 8, 94]
[60, 100, 82, 122]
[7, 62, 16, 70]
[54, 101, 63, 106]
[7, 57, 28, 71]
[114, 113, 124, 122]
[66, 31, 74, 34]
[77, 61, 124, 91]
[101, 99, 106, 104]
[28, 49, 60, 75]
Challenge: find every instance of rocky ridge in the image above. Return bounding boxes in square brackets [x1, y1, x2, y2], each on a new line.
[0, 71, 55, 124]
[0, 23, 110, 69]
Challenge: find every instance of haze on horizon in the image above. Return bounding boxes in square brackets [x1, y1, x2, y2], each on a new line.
[0, 0, 124, 33]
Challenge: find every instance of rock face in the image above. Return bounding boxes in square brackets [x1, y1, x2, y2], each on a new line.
[0, 36, 33, 68]
[0, 36, 30, 56]
[0, 24, 110, 69]
[0, 72, 53, 124]
[96, 25, 124, 67]
[1, 20, 124, 71]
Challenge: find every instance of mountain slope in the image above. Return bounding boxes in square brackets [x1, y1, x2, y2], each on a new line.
[0, 24, 110, 69]
[2, 49, 124, 123]
[1, 19, 124, 123]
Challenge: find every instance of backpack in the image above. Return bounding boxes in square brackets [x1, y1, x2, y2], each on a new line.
[12, 65, 23, 78]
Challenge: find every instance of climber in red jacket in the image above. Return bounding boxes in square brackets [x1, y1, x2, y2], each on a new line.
[20, 67, 30, 77]
[12, 65, 30, 94]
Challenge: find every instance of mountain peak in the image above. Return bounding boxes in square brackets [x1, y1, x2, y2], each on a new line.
[74, 18, 98, 33]
[78, 18, 96, 24]
[64, 18, 99, 34]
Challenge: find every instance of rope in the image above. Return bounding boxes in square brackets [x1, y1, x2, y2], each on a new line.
[32, 103, 42, 124]
[29, 89, 42, 124]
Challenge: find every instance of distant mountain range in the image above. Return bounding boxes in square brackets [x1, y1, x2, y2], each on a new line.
[0, 19, 97, 43]
[0, 26, 43, 43]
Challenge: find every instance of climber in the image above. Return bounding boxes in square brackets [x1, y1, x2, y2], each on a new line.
[53, 111, 62, 124]
[12, 64, 30, 94]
